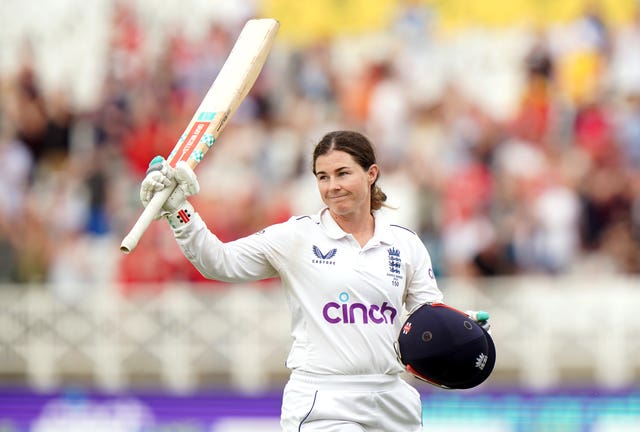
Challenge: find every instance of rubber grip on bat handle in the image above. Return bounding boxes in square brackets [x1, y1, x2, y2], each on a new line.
[120, 184, 175, 254]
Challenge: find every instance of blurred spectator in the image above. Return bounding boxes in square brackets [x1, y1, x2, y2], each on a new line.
[5, 46, 49, 168]
[512, 30, 555, 144]
[0, 120, 33, 281]
[614, 92, 640, 170]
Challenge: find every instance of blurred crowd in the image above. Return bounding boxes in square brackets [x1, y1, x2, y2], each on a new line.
[1, 1, 639, 297]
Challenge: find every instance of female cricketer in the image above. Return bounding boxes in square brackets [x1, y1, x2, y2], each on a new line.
[140, 130, 455, 431]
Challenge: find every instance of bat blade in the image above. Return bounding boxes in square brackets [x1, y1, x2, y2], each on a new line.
[120, 18, 279, 254]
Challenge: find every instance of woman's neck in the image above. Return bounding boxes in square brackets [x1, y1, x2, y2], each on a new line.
[331, 209, 375, 248]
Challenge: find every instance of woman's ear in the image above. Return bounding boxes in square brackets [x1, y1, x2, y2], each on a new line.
[368, 164, 379, 185]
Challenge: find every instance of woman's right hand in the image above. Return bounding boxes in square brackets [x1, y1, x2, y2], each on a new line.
[139, 156, 200, 220]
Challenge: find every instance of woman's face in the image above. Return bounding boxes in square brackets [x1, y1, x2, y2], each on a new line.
[314, 149, 378, 218]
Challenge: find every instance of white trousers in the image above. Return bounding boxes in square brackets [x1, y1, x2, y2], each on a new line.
[280, 370, 423, 432]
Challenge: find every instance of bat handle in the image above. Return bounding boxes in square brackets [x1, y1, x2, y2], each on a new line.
[120, 184, 175, 254]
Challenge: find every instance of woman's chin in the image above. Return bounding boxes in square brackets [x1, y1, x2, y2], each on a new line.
[328, 204, 353, 218]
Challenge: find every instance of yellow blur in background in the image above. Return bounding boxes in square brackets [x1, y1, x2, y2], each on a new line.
[262, 0, 638, 42]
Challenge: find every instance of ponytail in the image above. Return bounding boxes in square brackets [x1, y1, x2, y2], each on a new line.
[371, 184, 387, 211]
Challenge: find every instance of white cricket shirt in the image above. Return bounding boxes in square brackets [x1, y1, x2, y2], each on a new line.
[173, 207, 443, 376]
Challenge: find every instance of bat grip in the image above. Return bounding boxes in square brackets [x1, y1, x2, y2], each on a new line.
[120, 183, 176, 254]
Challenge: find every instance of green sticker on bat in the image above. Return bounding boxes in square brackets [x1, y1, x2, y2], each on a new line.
[191, 150, 205, 162]
[200, 133, 215, 148]
[197, 112, 216, 121]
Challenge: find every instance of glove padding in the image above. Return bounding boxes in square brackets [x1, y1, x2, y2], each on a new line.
[140, 156, 200, 220]
[466, 310, 491, 334]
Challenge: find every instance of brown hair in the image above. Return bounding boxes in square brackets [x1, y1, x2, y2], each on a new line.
[312, 130, 388, 210]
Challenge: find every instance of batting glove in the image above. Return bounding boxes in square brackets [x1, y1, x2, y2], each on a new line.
[466, 310, 491, 334]
[140, 156, 200, 225]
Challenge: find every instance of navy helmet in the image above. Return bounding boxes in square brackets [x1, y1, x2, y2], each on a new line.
[396, 303, 496, 389]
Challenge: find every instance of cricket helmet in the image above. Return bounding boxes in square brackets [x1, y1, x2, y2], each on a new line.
[396, 302, 496, 389]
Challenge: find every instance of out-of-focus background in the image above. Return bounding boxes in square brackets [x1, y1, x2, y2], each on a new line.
[0, 0, 639, 430]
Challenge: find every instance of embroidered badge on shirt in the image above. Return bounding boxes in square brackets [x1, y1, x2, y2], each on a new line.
[312, 245, 337, 265]
[388, 248, 401, 274]
[386, 247, 403, 285]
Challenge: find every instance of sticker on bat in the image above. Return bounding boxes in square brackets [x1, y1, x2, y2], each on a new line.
[191, 149, 204, 163]
[169, 114, 217, 166]
[200, 133, 215, 148]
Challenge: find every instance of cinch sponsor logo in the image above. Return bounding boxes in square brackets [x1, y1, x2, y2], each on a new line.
[322, 291, 397, 325]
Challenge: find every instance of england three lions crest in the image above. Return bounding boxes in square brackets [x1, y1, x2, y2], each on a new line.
[387, 247, 403, 282]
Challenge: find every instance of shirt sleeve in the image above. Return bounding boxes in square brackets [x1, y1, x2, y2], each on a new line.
[403, 235, 443, 313]
[171, 213, 281, 282]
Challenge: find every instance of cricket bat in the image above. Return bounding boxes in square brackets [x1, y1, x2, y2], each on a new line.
[120, 18, 279, 254]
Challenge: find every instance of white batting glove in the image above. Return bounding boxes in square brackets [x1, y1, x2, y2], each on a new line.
[140, 156, 200, 225]
[466, 310, 491, 334]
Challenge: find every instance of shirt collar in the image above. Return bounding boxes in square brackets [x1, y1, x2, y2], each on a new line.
[317, 207, 395, 245]
[318, 207, 347, 239]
